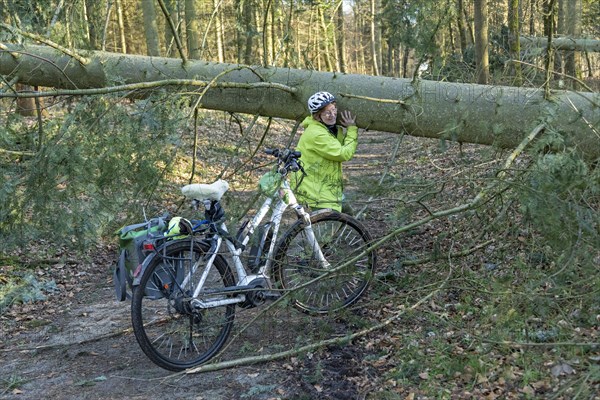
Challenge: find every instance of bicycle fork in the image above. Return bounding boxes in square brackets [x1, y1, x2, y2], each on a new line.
[298, 208, 331, 269]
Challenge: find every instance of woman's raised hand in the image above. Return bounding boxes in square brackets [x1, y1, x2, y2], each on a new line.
[339, 110, 356, 127]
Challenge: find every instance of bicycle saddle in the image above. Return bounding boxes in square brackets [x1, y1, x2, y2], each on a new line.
[182, 179, 229, 201]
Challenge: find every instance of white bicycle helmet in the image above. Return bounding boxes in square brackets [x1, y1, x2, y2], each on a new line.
[307, 91, 336, 114]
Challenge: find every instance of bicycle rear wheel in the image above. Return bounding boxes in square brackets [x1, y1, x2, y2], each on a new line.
[274, 211, 376, 313]
[131, 239, 235, 371]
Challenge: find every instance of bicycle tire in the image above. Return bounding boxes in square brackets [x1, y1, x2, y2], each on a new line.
[274, 211, 376, 314]
[131, 239, 235, 371]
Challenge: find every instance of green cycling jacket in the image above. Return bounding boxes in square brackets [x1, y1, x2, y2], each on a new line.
[292, 116, 358, 211]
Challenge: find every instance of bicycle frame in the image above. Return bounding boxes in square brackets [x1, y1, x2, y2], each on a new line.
[145, 176, 329, 311]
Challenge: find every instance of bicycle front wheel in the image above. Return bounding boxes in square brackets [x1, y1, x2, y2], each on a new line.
[131, 239, 235, 371]
[274, 211, 377, 314]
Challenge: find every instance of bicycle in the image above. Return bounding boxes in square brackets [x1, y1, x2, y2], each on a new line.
[130, 148, 377, 371]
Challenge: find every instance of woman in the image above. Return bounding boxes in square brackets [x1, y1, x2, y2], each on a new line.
[293, 91, 358, 213]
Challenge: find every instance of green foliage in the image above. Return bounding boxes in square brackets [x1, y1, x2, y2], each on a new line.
[0, 274, 58, 312]
[0, 94, 190, 251]
[518, 150, 599, 255]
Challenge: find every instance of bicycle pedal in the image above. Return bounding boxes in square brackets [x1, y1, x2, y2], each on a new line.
[262, 291, 282, 300]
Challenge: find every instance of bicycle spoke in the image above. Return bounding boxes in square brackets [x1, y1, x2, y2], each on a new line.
[132, 240, 235, 371]
[276, 212, 376, 313]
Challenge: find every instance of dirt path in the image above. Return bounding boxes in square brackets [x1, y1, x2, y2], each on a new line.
[1, 130, 401, 400]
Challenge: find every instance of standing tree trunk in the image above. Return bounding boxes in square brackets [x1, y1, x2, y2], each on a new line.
[554, 0, 565, 73]
[243, 0, 254, 64]
[529, 0, 535, 35]
[16, 83, 36, 116]
[375, 0, 383, 75]
[508, 0, 522, 85]
[463, 4, 475, 45]
[84, 0, 104, 50]
[115, 0, 126, 53]
[318, 6, 333, 71]
[163, 0, 176, 57]
[185, 0, 200, 59]
[261, 0, 270, 65]
[474, 0, 490, 84]
[214, 0, 225, 63]
[456, 0, 468, 57]
[564, 0, 582, 89]
[142, 0, 160, 56]
[336, 0, 346, 73]
[370, 0, 379, 75]
[283, 0, 295, 67]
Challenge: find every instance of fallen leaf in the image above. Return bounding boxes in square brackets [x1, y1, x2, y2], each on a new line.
[418, 372, 429, 380]
[520, 385, 535, 396]
[551, 363, 575, 377]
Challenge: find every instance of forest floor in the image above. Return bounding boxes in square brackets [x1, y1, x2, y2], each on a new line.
[1, 123, 598, 400]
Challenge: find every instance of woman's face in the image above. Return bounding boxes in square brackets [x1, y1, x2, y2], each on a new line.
[317, 103, 337, 125]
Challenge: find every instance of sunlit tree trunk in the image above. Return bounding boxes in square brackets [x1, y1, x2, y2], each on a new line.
[115, 0, 126, 53]
[370, 0, 379, 75]
[474, 0, 490, 84]
[283, 0, 295, 67]
[508, 0, 522, 85]
[375, 0, 382, 74]
[318, 6, 333, 71]
[142, 0, 160, 56]
[185, 0, 200, 59]
[335, 0, 347, 72]
[214, 0, 225, 62]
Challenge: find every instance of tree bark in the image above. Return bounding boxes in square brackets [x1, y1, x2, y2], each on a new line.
[84, 0, 104, 50]
[456, 0, 468, 56]
[1, 43, 598, 159]
[115, 0, 126, 53]
[142, 0, 160, 56]
[336, 0, 346, 73]
[564, 0, 582, 88]
[243, 0, 254, 64]
[474, 0, 490, 84]
[185, 0, 200, 59]
[214, 0, 225, 63]
[370, 0, 379, 75]
[508, 0, 522, 85]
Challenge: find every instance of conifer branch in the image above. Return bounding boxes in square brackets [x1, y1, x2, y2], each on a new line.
[0, 79, 297, 98]
[0, 23, 89, 65]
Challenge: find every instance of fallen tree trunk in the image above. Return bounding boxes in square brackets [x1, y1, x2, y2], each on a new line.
[1, 43, 599, 159]
[520, 36, 600, 52]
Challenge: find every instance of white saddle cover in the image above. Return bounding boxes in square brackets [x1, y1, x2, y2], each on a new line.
[181, 179, 229, 201]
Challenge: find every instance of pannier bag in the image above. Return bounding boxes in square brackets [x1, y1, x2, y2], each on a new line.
[113, 216, 168, 301]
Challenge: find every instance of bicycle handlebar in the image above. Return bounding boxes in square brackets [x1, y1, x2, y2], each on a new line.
[264, 148, 301, 160]
[265, 148, 303, 176]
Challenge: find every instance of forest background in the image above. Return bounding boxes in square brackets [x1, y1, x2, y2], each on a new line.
[0, 0, 599, 399]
